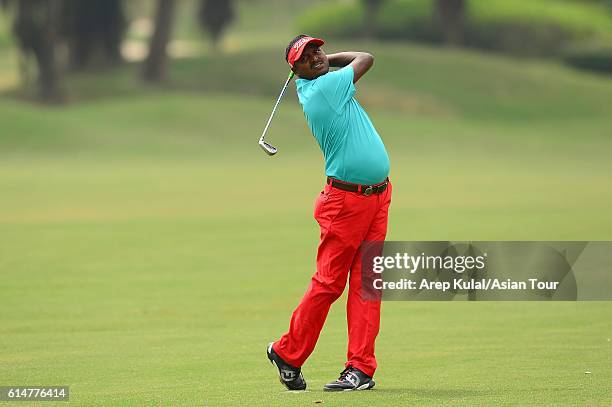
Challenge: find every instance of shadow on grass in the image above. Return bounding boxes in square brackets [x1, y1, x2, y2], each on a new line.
[372, 388, 490, 398]
[277, 387, 491, 399]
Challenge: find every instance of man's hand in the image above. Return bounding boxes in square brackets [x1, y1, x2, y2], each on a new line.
[327, 52, 374, 84]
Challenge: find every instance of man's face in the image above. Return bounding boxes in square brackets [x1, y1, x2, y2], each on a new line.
[292, 44, 329, 80]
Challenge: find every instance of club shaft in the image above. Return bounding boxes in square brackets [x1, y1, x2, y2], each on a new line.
[259, 73, 294, 142]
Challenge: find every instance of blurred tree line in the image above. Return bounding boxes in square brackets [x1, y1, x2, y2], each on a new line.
[307, 0, 612, 75]
[0, 0, 235, 103]
[2, 0, 611, 103]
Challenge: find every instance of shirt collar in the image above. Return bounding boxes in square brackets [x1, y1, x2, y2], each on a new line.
[295, 77, 310, 90]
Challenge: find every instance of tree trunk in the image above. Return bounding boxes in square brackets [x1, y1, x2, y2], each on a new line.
[435, 0, 466, 46]
[362, 0, 382, 39]
[198, 0, 234, 50]
[14, 0, 64, 102]
[62, 0, 126, 70]
[142, 0, 177, 82]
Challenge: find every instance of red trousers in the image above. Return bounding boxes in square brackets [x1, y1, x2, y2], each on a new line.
[273, 180, 392, 377]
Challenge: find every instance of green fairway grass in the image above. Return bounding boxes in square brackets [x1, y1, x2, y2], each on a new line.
[1, 39, 612, 405]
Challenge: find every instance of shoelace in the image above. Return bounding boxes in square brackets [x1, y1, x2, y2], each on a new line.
[338, 367, 352, 381]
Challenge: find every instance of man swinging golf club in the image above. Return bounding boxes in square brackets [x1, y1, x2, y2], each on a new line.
[266, 35, 392, 392]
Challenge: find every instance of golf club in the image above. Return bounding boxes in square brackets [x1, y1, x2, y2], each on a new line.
[258, 71, 295, 156]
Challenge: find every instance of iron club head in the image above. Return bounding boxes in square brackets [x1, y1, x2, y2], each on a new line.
[259, 139, 278, 156]
[258, 71, 294, 157]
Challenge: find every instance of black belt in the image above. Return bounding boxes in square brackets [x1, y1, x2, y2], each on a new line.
[327, 177, 389, 196]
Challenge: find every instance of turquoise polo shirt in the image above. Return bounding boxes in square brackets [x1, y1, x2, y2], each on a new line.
[295, 66, 390, 185]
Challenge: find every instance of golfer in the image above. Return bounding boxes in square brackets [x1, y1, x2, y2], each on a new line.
[267, 35, 392, 392]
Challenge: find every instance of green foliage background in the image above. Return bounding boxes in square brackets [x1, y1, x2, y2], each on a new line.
[299, 0, 612, 59]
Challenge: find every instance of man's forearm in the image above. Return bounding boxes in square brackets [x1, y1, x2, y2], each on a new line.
[327, 51, 374, 83]
[327, 52, 371, 68]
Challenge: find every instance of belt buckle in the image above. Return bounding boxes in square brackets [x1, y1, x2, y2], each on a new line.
[363, 186, 374, 196]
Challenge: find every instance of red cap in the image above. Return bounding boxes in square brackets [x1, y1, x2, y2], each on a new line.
[287, 36, 325, 67]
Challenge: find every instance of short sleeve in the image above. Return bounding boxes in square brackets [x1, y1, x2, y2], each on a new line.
[317, 66, 356, 111]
